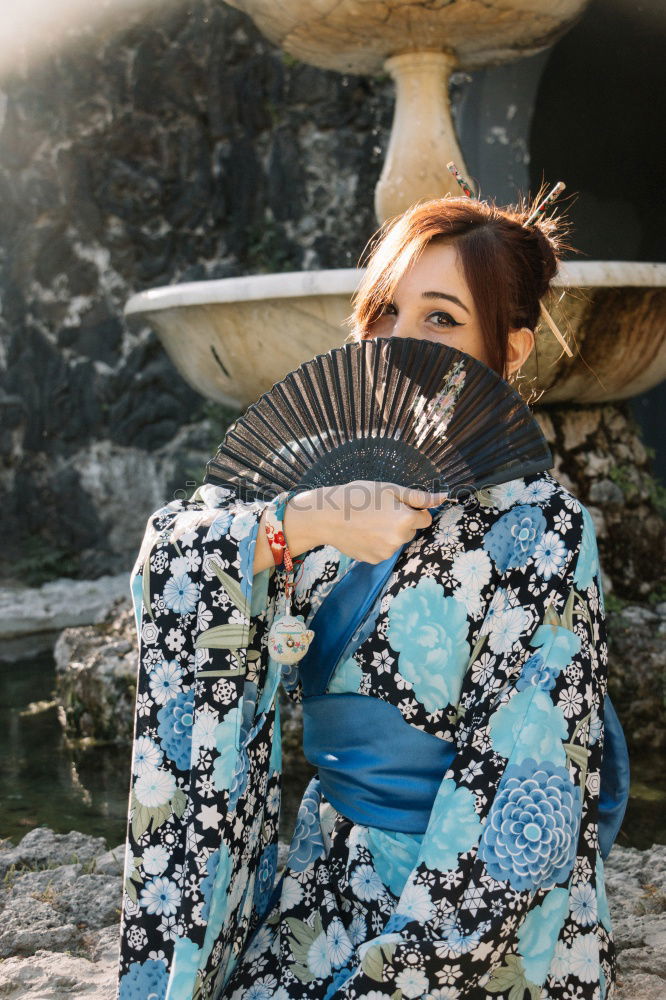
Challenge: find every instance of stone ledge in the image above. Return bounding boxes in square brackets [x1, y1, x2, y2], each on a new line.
[0, 575, 130, 661]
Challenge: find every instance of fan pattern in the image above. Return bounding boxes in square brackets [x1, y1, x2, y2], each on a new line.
[204, 338, 552, 500]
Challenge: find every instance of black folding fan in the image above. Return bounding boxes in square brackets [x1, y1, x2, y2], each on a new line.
[203, 337, 552, 501]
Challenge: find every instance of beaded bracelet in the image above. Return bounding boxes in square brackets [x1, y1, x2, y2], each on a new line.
[264, 488, 300, 569]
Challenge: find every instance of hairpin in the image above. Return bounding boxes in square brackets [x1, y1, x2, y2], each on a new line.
[525, 181, 566, 226]
[447, 161, 475, 198]
[538, 299, 573, 358]
[446, 162, 573, 359]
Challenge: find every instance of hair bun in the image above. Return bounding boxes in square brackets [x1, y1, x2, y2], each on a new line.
[529, 222, 559, 297]
[516, 186, 572, 298]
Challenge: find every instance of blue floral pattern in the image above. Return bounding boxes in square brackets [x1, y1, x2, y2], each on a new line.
[163, 573, 199, 615]
[531, 622, 581, 670]
[287, 779, 326, 873]
[386, 579, 469, 712]
[483, 504, 547, 571]
[574, 503, 601, 591]
[418, 778, 483, 870]
[517, 887, 570, 984]
[118, 958, 169, 1000]
[156, 689, 195, 771]
[479, 758, 581, 890]
[212, 707, 242, 791]
[490, 688, 568, 765]
[200, 849, 221, 922]
[366, 828, 422, 898]
[253, 843, 278, 919]
[516, 652, 560, 691]
[118, 472, 615, 1000]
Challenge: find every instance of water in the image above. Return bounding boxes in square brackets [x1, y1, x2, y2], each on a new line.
[1, 654, 663, 852]
[0, 653, 312, 847]
[0, 652, 132, 846]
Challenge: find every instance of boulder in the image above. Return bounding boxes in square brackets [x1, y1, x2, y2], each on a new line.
[606, 843, 666, 998]
[607, 603, 666, 751]
[0, 827, 107, 876]
[54, 602, 136, 743]
[0, 575, 130, 661]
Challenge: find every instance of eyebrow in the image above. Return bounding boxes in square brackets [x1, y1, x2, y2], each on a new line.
[421, 290, 470, 315]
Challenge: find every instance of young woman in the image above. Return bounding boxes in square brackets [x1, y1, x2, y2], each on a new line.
[117, 197, 619, 1000]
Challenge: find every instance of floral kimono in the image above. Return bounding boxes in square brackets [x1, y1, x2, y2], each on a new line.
[117, 470, 616, 1000]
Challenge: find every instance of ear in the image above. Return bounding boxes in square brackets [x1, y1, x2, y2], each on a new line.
[505, 326, 535, 378]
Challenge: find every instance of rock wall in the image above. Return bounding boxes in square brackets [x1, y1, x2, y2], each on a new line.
[0, 0, 393, 581]
[537, 405, 665, 604]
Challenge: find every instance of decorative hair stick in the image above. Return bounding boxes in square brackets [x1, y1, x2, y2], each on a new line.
[447, 161, 475, 199]
[525, 181, 566, 226]
[539, 300, 574, 358]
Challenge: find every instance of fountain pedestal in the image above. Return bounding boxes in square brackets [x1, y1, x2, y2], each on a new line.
[226, 0, 590, 219]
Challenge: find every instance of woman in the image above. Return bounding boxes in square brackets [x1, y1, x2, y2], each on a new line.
[117, 196, 618, 1000]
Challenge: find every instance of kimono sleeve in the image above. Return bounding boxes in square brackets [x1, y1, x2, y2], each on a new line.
[339, 496, 609, 999]
[118, 485, 285, 1000]
[279, 542, 357, 704]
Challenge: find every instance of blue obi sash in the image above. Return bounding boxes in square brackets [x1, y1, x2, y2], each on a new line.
[598, 695, 630, 858]
[299, 534, 457, 835]
[297, 521, 630, 855]
[302, 694, 456, 833]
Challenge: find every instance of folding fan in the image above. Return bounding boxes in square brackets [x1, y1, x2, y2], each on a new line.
[203, 337, 552, 501]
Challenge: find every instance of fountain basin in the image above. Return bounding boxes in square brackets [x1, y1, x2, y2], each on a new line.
[124, 262, 666, 409]
[226, 0, 590, 75]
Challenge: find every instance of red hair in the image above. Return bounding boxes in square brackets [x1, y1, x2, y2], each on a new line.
[348, 193, 569, 377]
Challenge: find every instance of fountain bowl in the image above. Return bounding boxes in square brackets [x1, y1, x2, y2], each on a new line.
[225, 0, 590, 75]
[124, 262, 666, 409]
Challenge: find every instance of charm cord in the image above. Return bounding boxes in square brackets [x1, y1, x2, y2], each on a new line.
[264, 488, 315, 664]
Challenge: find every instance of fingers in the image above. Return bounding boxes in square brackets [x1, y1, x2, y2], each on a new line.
[388, 484, 449, 509]
[346, 480, 448, 505]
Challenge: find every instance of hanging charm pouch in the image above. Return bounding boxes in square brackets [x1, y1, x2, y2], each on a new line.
[265, 489, 315, 664]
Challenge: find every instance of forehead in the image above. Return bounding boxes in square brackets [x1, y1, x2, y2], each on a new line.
[394, 240, 469, 295]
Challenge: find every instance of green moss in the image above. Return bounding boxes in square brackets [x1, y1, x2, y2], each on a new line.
[605, 592, 627, 615]
[280, 51, 300, 69]
[608, 463, 666, 517]
[647, 475, 666, 517]
[2, 857, 72, 883]
[647, 583, 666, 607]
[246, 218, 295, 274]
[608, 463, 636, 498]
[265, 99, 281, 125]
[11, 536, 81, 587]
[3, 863, 18, 889]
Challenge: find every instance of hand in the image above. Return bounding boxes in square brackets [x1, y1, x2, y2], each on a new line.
[299, 480, 448, 564]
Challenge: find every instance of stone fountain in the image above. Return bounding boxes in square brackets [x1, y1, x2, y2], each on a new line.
[124, 0, 666, 409]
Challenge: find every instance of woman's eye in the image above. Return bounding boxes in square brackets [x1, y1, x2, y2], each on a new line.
[428, 311, 462, 328]
[380, 302, 397, 316]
